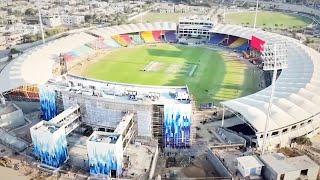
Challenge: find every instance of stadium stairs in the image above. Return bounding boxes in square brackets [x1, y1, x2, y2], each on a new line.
[208, 34, 226, 45]
[164, 31, 178, 43]
[141, 31, 156, 43]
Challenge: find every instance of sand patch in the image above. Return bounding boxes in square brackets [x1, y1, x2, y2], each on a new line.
[165, 64, 183, 74]
[143, 61, 163, 72]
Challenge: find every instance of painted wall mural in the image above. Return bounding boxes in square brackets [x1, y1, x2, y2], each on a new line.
[30, 125, 68, 168]
[39, 85, 57, 120]
[87, 136, 123, 177]
[164, 104, 192, 148]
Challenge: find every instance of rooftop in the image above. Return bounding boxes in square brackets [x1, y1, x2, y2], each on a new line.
[47, 74, 190, 105]
[0, 103, 19, 115]
[88, 131, 120, 144]
[237, 155, 264, 169]
[114, 113, 134, 135]
[260, 153, 319, 173]
[31, 121, 60, 134]
[179, 15, 211, 22]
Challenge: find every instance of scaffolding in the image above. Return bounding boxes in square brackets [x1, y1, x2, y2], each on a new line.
[152, 105, 164, 148]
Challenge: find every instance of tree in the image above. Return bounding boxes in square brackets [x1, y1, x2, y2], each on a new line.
[292, 136, 312, 146]
[10, 48, 21, 54]
[25, 8, 37, 16]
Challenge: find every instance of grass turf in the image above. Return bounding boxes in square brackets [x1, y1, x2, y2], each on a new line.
[225, 11, 312, 28]
[83, 44, 259, 104]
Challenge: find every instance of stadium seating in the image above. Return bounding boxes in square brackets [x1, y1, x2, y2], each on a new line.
[85, 38, 106, 50]
[64, 45, 95, 62]
[131, 34, 144, 44]
[208, 34, 226, 44]
[237, 43, 250, 51]
[141, 31, 156, 43]
[152, 30, 162, 42]
[164, 31, 177, 43]
[103, 38, 121, 48]
[222, 36, 238, 46]
[112, 35, 128, 47]
[120, 34, 133, 44]
[229, 38, 247, 48]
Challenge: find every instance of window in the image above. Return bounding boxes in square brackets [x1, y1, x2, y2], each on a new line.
[280, 174, 285, 180]
[282, 129, 288, 133]
[300, 169, 308, 176]
[271, 131, 279, 136]
[292, 125, 297, 130]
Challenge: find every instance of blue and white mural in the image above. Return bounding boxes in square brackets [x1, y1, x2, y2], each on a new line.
[39, 85, 57, 120]
[30, 123, 68, 168]
[164, 104, 192, 148]
[87, 135, 123, 177]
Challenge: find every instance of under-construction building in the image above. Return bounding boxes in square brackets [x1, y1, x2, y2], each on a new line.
[43, 74, 193, 149]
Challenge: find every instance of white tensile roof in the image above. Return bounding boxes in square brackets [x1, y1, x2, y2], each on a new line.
[215, 24, 320, 133]
[0, 32, 96, 92]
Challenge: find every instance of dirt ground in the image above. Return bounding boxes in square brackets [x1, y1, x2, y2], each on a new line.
[154, 153, 218, 179]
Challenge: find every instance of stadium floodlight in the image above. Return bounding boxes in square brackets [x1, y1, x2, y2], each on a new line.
[261, 42, 288, 154]
[261, 42, 288, 71]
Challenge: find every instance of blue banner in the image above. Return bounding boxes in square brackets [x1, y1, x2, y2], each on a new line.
[164, 104, 191, 148]
[39, 86, 57, 120]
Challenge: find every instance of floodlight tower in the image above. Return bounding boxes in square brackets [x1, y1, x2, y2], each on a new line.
[260, 42, 288, 154]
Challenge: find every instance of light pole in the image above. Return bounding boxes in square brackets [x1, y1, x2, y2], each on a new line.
[37, 0, 45, 44]
[253, 0, 259, 29]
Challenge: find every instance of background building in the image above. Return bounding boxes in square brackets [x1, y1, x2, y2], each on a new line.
[260, 153, 319, 180]
[236, 155, 264, 178]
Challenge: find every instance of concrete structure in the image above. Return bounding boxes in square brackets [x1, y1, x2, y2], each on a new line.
[30, 105, 81, 167]
[206, 149, 233, 178]
[0, 103, 24, 129]
[47, 74, 191, 147]
[236, 155, 264, 177]
[43, 15, 62, 27]
[260, 153, 319, 180]
[61, 15, 85, 26]
[87, 131, 123, 177]
[43, 15, 84, 27]
[178, 16, 213, 39]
